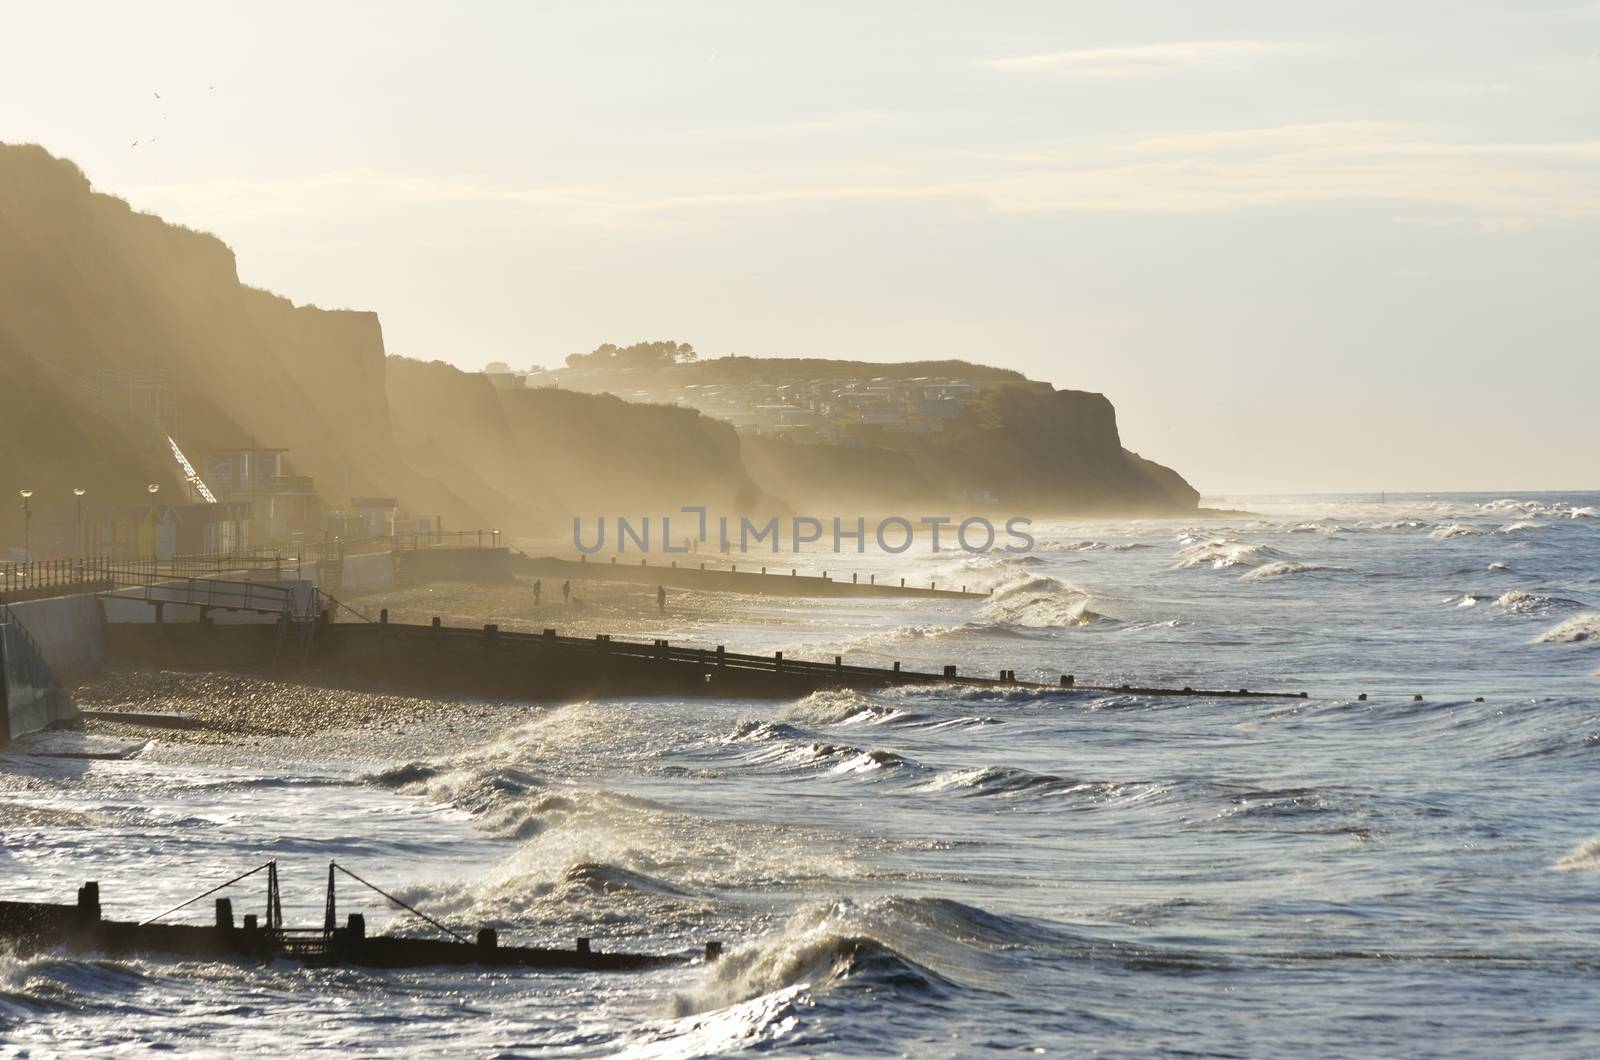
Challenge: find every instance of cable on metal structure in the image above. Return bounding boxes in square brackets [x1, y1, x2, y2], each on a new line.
[331, 862, 470, 944]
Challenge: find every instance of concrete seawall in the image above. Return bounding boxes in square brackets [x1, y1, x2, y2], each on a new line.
[1, 593, 88, 745]
[5, 592, 107, 675]
[340, 552, 396, 594]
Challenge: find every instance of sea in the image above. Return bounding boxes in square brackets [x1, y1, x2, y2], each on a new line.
[3, 492, 1597, 1056]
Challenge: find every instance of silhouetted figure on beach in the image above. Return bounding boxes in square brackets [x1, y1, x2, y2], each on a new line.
[533, 578, 541, 605]
[657, 585, 667, 614]
[561, 579, 571, 605]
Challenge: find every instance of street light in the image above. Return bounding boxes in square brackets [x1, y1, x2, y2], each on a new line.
[73, 488, 86, 560]
[18, 489, 33, 564]
[147, 483, 160, 561]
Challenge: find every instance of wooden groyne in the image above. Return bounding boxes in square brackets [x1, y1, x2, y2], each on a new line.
[0, 864, 708, 973]
[514, 555, 988, 600]
[103, 614, 1309, 702]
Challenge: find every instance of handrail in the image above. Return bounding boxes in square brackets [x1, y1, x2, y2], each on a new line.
[102, 576, 299, 616]
[0, 598, 68, 702]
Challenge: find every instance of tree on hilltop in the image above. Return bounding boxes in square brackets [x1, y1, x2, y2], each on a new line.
[564, 340, 697, 371]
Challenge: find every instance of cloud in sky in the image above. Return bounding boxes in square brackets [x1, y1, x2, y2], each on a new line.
[980, 39, 1286, 77]
[121, 122, 1600, 236]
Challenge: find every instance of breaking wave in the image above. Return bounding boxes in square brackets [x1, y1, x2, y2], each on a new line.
[1430, 524, 1484, 540]
[1173, 538, 1284, 570]
[913, 765, 1160, 804]
[1535, 613, 1600, 644]
[778, 690, 911, 727]
[1553, 836, 1600, 872]
[0, 952, 151, 1019]
[668, 896, 1040, 1018]
[1493, 591, 1585, 617]
[976, 574, 1109, 627]
[1240, 561, 1352, 582]
[1035, 539, 1147, 553]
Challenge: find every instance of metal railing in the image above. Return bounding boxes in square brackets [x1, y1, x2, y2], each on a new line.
[391, 529, 503, 552]
[106, 576, 300, 617]
[1, 558, 117, 598]
[0, 598, 68, 704]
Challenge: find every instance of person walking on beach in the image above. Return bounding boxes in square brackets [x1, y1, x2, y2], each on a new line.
[561, 579, 571, 605]
[657, 585, 667, 614]
[533, 578, 542, 606]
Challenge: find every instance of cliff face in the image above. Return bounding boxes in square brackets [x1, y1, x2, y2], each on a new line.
[0, 143, 785, 544]
[913, 386, 1199, 513]
[1, 141, 1198, 557]
[0, 143, 422, 514]
[382, 358, 781, 533]
[739, 387, 1196, 515]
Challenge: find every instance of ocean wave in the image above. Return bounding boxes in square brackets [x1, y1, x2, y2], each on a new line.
[913, 765, 1159, 803]
[1173, 539, 1284, 570]
[742, 737, 923, 779]
[0, 802, 101, 828]
[0, 952, 150, 1017]
[976, 573, 1109, 627]
[1552, 836, 1600, 872]
[668, 895, 1042, 1018]
[1498, 521, 1547, 534]
[778, 690, 909, 728]
[1493, 591, 1585, 617]
[1214, 787, 1340, 821]
[1035, 539, 1146, 553]
[723, 719, 809, 743]
[1361, 519, 1429, 530]
[1481, 498, 1599, 519]
[1430, 524, 1484, 540]
[1535, 613, 1600, 644]
[1240, 561, 1353, 582]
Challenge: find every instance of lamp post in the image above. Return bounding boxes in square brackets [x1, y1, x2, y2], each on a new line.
[147, 483, 161, 561]
[18, 489, 33, 564]
[73, 488, 86, 560]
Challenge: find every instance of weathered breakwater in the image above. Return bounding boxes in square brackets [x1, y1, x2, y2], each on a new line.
[103, 612, 1309, 704]
[514, 555, 988, 599]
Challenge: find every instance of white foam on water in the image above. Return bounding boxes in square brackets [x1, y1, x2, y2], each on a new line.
[1240, 561, 1352, 582]
[1552, 836, 1600, 872]
[1535, 613, 1600, 644]
[977, 573, 1108, 627]
[1173, 539, 1283, 569]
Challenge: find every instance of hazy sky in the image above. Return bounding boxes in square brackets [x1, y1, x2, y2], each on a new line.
[4, 1, 1596, 494]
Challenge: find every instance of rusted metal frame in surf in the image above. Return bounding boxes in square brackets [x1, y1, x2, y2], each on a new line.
[139, 861, 275, 926]
[329, 861, 470, 944]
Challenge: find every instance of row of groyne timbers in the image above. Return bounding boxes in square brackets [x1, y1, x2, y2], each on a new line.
[3, 543, 1316, 753]
[0, 863, 715, 972]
